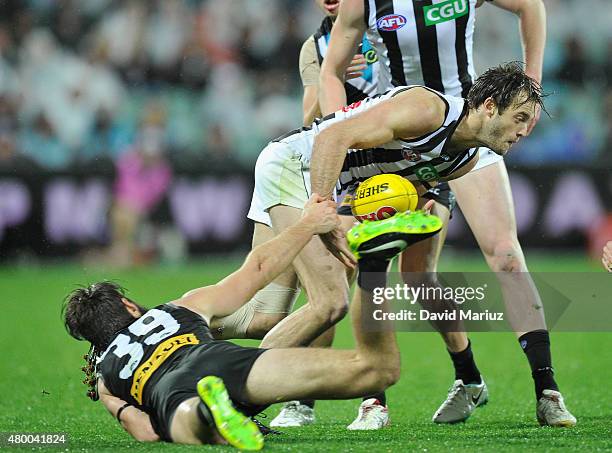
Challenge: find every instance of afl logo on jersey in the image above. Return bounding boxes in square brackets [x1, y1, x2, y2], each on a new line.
[376, 14, 407, 32]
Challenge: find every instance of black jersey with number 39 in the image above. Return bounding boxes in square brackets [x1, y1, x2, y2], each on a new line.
[97, 304, 213, 409]
[97, 304, 267, 441]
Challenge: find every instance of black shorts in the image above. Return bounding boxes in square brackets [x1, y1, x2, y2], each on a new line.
[337, 181, 456, 216]
[421, 182, 456, 214]
[146, 341, 268, 441]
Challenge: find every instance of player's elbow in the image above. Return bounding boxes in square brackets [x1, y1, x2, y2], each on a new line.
[123, 420, 160, 442]
[133, 429, 160, 442]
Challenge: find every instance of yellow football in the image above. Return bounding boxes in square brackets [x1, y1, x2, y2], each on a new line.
[351, 174, 418, 222]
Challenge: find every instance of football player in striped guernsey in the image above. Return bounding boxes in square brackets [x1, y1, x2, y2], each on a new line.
[318, 0, 576, 428]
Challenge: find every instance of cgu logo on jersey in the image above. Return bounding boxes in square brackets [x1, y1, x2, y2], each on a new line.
[376, 14, 408, 32]
[355, 206, 397, 222]
[423, 0, 469, 26]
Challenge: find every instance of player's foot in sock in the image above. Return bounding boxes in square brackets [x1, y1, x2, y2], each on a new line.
[432, 378, 488, 424]
[197, 376, 264, 450]
[347, 398, 390, 430]
[269, 401, 315, 428]
[347, 210, 443, 260]
[536, 390, 576, 427]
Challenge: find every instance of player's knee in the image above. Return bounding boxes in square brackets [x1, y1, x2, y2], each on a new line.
[308, 281, 349, 325]
[377, 363, 401, 390]
[312, 300, 348, 327]
[246, 312, 287, 339]
[359, 361, 400, 393]
[487, 240, 526, 272]
[313, 292, 349, 325]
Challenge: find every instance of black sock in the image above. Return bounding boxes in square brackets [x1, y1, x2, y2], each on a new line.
[299, 400, 315, 409]
[357, 258, 390, 291]
[197, 401, 214, 427]
[449, 340, 482, 385]
[363, 392, 386, 406]
[518, 330, 559, 400]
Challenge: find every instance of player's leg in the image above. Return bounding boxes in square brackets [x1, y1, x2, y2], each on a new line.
[449, 155, 576, 427]
[245, 211, 442, 405]
[399, 190, 488, 424]
[245, 254, 400, 404]
[260, 206, 353, 349]
[211, 221, 300, 340]
[271, 231, 357, 427]
[270, 326, 336, 428]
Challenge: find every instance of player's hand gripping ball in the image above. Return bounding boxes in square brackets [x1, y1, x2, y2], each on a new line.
[351, 174, 418, 222]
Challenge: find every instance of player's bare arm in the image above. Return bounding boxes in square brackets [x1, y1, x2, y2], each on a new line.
[97, 379, 160, 442]
[176, 196, 340, 322]
[302, 53, 367, 125]
[310, 89, 447, 199]
[300, 37, 324, 125]
[318, 0, 365, 115]
[489, 0, 546, 132]
[303, 84, 322, 126]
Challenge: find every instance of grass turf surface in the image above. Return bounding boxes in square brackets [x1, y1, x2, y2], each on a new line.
[0, 253, 610, 452]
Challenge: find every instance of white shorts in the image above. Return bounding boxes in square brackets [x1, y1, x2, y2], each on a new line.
[472, 147, 503, 171]
[247, 141, 311, 227]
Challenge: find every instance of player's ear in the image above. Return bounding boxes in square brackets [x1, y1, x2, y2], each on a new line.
[122, 298, 142, 318]
[482, 97, 497, 117]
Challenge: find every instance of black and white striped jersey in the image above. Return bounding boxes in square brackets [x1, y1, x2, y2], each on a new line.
[275, 85, 479, 188]
[313, 17, 379, 104]
[364, 0, 478, 97]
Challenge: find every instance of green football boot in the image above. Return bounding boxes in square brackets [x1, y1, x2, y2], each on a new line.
[347, 211, 443, 260]
[197, 376, 264, 450]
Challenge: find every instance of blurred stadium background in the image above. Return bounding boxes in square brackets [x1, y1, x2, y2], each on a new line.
[1, 1, 611, 451]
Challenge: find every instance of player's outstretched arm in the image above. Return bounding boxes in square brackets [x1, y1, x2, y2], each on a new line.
[319, 0, 365, 115]
[177, 195, 340, 321]
[98, 380, 160, 442]
[489, 0, 546, 133]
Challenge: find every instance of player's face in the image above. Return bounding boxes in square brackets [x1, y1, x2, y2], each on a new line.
[315, 0, 341, 17]
[482, 97, 535, 156]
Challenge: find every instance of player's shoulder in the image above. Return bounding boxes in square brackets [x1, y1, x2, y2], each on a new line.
[395, 86, 447, 124]
[300, 35, 316, 52]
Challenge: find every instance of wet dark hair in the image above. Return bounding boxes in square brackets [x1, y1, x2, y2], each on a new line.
[62, 281, 146, 351]
[467, 62, 547, 115]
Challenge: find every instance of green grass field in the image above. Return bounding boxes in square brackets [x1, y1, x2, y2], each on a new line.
[0, 253, 610, 452]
